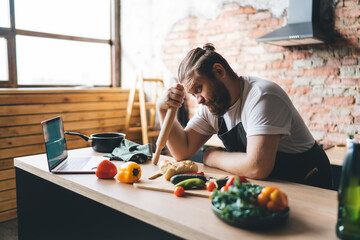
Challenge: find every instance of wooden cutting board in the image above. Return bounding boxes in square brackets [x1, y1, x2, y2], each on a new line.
[133, 172, 228, 198]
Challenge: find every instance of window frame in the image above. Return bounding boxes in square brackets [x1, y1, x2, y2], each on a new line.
[0, 0, 121, 88]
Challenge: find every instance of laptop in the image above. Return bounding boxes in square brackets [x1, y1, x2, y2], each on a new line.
[41, 116, 105, 174]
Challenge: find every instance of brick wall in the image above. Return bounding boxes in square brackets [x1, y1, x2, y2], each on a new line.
[162, 0, 360, 146]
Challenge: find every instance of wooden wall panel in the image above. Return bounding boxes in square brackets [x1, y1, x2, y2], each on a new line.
[0, 179, 16, 192]
[0, 209, 17, 223]
[0, 88, 145, 222]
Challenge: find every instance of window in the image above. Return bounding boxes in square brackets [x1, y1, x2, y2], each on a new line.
[0, 0, 120, 87]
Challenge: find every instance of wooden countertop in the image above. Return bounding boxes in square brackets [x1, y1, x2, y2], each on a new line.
[14, 147, 338, 240]
[325, 146, 347, 166]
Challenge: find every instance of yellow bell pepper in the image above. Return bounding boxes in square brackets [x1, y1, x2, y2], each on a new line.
[257, 186, 288, 212]
[117, 162, 142, 183]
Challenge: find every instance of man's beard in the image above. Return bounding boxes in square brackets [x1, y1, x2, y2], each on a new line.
[206, 80, 231, 117]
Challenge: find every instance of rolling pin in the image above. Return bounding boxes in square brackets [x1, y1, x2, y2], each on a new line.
[152, 107, 177, 165]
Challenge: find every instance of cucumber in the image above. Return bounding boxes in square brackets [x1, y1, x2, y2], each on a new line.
[175, 178, 206, 190]
[170, 174, 207, 185]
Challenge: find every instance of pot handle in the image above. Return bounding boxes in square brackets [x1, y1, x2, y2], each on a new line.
[64, 131, 90, 141]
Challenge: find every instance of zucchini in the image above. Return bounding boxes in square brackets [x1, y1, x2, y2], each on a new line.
[170, 174, 207, 185]
[175, 178, 206, 190]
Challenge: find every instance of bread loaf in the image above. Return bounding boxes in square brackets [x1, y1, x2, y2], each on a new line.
[159, 159, 198, 180]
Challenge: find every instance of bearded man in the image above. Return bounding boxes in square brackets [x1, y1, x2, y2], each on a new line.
[156, 43, 332, 189]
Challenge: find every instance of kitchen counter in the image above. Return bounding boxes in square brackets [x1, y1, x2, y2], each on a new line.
[14, 147, 338, 240]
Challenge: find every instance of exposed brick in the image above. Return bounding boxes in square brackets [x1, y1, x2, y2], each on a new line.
[353, 48, 360, 57]
[356, 116, 360, 124]
[304, 67, 340, 76]
[222, 2, 240, 11]
[341, 77, 360, 85]
[273, 78, 293, 86]
[249, 29, 270, 38]
[309, 123, 330, 131]
[284, 51, 312, 60]
[285, 69, 305, 77]
[263, 45, 286, 53]
[338, 27, 359, 37]
[311, 77, 327, 85]
[326, 58, 342, 67]
[259, 53, 283, 62]
[328, 115, 354, 124]
[260, 70, 281, 78]
[306, 96, 324, 105]
[303, 105, 331, 114]
[219, 7, 257, 18]
[335, 19, 344, 30]
[335, 37, 359, 47]
[342, 16, 358, 26]
[239, 7, 257, 14]
[335, 8, 360, 18]
[340, 67, 357, 76]
[342, 57, 358, 65]
[245, 63, 266, 71]
[311, 114, 334, 123]
[324, 96, 356, 106]
[290, 86, 311, 95]
[344, 0, 360, 7]
[258, 18, 283, 28]
[326, 77, 342, 85]
[266, 60, 292, 69]
[248, 11, 272, 21]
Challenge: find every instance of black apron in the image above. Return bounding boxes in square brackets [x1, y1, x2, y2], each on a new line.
[217, 117, 333, 189]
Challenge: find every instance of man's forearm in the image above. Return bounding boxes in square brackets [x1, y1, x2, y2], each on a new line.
[204, 150, 271, 179]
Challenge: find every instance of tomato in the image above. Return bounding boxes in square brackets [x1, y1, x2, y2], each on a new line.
[225, 176, 236, 188]
[174, 186, 185, 197]
[220, 185, 228, 192]
[95, 160, 117, 179]
[206, 181, 216, 192]
[225, 176, 249, 188]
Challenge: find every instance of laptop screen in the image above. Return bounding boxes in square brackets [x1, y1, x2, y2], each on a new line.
[41, 116, 68, 170]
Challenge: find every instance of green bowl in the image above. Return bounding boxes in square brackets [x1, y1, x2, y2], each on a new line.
[211, 203, 289, 229]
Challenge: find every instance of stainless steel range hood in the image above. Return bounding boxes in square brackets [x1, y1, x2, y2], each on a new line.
[256, 0, 334, 46]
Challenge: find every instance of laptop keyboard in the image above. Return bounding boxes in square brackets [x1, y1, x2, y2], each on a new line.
[58, 158, 89, 171]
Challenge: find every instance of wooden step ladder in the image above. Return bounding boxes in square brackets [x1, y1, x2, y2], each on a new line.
[124, 73, 165, 145]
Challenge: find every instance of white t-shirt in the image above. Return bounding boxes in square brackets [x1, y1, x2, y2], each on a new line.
[186, 76, 315, 153]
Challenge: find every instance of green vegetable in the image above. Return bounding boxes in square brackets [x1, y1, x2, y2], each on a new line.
[215, 179, 228, 189]
[211, 182, 287, 222]
[175, 178, 205, 190]
[170, 174, 207, 185]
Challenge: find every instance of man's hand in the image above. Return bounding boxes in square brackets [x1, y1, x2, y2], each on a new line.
[157, 83, 185, 115]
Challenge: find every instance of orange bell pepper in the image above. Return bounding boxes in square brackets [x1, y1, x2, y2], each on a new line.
[257, 186, 288, 212]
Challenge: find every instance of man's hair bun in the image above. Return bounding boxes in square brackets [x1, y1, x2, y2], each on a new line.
[202, 43, 215, 51]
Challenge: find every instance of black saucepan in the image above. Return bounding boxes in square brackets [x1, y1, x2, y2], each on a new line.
[64, 131, 125, 153]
